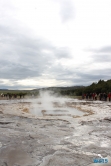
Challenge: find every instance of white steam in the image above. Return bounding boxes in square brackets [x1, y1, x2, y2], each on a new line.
[30, 91, 84, 117]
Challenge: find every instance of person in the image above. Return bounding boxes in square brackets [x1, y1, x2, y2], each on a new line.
[1, 93, 4, 97]
[84, 93, 86, 99]
[101, 93, 103, 101]
[98, 93, 100, 100]
[104, 93, 107, 101]
[89, 93, 92, 100]
[95, 93, 97, 100]
[92, 93, 95, 100]
[82, 94, 84, 99]
[108, 92, 111, 101]
[86, 93, 88, 100]
[9, 94, 12, 99]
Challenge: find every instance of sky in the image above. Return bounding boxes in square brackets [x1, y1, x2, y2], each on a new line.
[0, 0, 111, 89]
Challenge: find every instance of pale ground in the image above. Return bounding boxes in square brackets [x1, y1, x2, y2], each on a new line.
[0, 96, 111, 166]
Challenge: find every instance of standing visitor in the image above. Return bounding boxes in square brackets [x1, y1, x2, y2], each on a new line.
[89, 93, 92, 100]
[104, 93, 107, 101]
[86, 93, 88, 100]
[92, 93, 95, 100]
[108, 92, 111, 101]
[82, 94, 84, 99]
[95, 93, 97, 100]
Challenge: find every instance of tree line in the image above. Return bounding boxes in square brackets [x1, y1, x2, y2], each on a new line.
[59, 79, 111, 96]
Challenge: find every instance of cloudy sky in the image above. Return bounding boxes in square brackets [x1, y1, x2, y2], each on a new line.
[0, 0, 111, 89]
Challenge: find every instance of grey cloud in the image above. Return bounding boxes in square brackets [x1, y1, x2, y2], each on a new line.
[52, 67, 111, 86]
[0, 60, 41, 80]
[91, 54, 111, 62]
[0, 23, 71, 82]
[87, 46, 111, 53]
[0, 1, 110, 89]
[73, 75, 111, 86]
[98, 46, 111, 53]
[54, 47, 71, 58]
[77, 69, 111, 81]
[43, 54, 111, 86]
[85, 46, 111, 63]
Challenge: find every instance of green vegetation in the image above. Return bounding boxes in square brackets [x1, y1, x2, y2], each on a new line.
[59, 79, 111, 96]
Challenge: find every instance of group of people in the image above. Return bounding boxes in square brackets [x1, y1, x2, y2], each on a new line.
[1, 93, 23, 99]
[82, 92, 111, 101]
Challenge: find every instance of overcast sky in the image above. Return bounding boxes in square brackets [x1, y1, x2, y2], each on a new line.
[0, 0, 111, 89]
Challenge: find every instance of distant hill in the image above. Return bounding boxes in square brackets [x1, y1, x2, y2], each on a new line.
[32, 86, 85, 97]
[33, 86, 85, 91]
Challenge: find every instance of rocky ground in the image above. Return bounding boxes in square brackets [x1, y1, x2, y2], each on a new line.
[0, 99, 111, 166]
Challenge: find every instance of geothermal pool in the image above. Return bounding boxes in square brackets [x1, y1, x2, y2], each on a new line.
[30, 91, 87, 117]
[0, 97, 85, 117]
[31, 102, 84, 117]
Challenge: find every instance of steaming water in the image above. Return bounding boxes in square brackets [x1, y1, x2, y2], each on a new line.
[0, 91, 85, 117]
[30, 91, 85, 117]
[31, 102, 84, 117]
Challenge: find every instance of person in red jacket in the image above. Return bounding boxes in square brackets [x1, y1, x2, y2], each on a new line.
[92, 93, 95, 100]
[108, 92, 111, 101]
